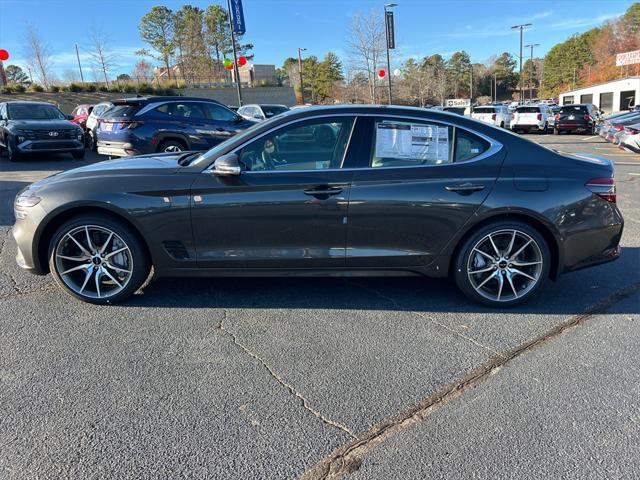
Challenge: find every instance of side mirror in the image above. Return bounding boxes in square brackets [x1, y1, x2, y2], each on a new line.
[67, 114, 75, 120]
[213, 153, 241, 176]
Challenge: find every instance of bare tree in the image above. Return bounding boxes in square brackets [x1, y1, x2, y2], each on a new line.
[346, 10, 385, 103]
[24, 25, 53, 90]
[89, 29, 117, 87]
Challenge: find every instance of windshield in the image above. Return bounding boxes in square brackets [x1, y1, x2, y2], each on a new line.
[473, 107, 495, 114]
[8, 104, 66, 120]
[189, 119, 267, 167]
[261, 105, 288, 118]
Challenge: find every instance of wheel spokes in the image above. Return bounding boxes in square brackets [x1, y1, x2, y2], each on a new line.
[85, 226, 96, 253]
[61, 263, 91, 276]
[67, 233, 91, 257]
[510, 267, 537, 282]
[99, 232, 114, 255]
[104, 246, 128, 260]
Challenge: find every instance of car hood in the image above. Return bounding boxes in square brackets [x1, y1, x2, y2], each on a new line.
[10, 120, 80, 130]
[29, 152, 187, 190]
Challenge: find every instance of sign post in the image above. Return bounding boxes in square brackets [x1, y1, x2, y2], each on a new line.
[383, 7, 396, 105]
[227, 0, 245, 106]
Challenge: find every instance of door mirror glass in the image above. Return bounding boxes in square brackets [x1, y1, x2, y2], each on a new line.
[213, 153, 241, 176]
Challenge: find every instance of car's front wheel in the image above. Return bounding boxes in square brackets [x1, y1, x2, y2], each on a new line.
[454, 221, 550, 307]
[7, 141, 21, 162]
[48, 214, 150, 304]
[158, 139, 185, 153]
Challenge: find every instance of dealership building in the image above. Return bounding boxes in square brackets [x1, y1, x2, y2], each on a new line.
[559, 77, 639, 113]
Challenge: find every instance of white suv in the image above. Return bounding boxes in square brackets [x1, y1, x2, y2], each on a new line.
[510, 105, 554, 134]
[471, 105, 511, 128]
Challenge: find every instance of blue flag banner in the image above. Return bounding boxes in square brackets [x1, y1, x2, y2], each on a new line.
[230, 0, 246, 35]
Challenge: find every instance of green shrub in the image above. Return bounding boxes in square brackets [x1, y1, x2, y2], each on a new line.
[50, 85, 61, 92]
[0, 85, 13, 94]
[27, 83, 44, 92]
[86, 84, 97, 92]
[69, 83, 83, 92]
[138, 83, 154, 94]
[123, 84, 136, 93]
[98, 85, 109, 92]
[13, 84, 27, 93]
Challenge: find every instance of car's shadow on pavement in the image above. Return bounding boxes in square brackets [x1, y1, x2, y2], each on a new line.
[124, 247, 639, 315]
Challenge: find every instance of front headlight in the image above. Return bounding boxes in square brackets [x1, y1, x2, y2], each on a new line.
[15, 193, 42, 208]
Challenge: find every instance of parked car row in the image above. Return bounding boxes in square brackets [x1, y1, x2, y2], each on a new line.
[0, 97, 294, 162]
[596, 108, 640, 153]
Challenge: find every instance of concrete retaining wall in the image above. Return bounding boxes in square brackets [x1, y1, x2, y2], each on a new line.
[0, 87, 296, 114]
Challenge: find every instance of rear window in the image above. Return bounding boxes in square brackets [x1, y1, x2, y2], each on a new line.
[559, 105, 587, 113]
[473, 107, 495, 114]
[102, 104, 141, 119]
[516, 107, 540, 113]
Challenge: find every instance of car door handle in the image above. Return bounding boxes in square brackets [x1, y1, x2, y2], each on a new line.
[304, 186, 344, 197]
[445, 183, 486, 194]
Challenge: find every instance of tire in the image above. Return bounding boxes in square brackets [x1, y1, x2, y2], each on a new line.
[541, 123, 548, 134]
[48, 214, 150, 304]
[7, 141, 21, 162]
[500, 121, 505, 129]
[454, 220, 550, 307]
[87, 130, 97, 151]
[72, 149, 85, 160]
[158, 139, 186, 153]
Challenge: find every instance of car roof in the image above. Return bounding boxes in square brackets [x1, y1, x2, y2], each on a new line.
[111, 96, 223, 105]
[2, 101, 57, 106]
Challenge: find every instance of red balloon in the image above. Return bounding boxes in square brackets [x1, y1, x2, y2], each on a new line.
[377, 68, 386, 78]
[225, 63, 234, 70]
[0, 49, 9, 61]
[238, 56, 247, 67]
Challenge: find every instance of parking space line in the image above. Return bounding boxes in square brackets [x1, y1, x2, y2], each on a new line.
[582, 136, 599, 141]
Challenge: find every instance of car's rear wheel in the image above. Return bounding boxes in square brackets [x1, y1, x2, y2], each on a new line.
[72, 149, 85, 160]
[454, 221, 550, 307]
[158, 139, 185, 153]
[48, 214, 150, 304]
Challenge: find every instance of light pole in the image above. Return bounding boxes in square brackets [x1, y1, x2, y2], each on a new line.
[75, 43, 84, 83]
[524, 43, 539, 100]
[297, 47, 307, 104]
[511, 23, 531, 102]
[384, 3, 398, 105]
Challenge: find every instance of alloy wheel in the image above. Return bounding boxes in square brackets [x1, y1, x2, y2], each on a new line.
[54, 225, 133, 299]
[164, 144, 182, 152]
[467, 229, 544, 303]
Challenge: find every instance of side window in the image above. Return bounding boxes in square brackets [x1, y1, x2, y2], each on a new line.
[205, 103, 238, 122]
[454, 129, 489, 163]
[371, 119, 453, 167]
[155, 102, 207, 119]
[237, 117, 355, 172]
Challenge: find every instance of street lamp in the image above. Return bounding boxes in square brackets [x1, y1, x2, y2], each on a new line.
[511, 23, 532, 102]
[384, 3, 398, 105]
[297, 47, 307, 105]
[524, 43, 540, 100]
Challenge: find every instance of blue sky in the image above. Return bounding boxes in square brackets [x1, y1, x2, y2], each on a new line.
[0, 0, 634, 79]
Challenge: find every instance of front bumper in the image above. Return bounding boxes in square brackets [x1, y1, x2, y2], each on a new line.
[97, 141, 140, 157]
[12, 205, 48, 275]
[16, 139, 84, 154]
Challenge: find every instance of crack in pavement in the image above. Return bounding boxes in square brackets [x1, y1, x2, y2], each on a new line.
[217, 309, 357, 439]
[343, 279, 506, 359]
[302, 282, 640, 479]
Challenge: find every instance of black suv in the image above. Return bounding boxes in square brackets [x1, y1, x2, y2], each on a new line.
[96, 96, 256, 157]
[554, 104, 600, 135]
[0, 101, 85, 162]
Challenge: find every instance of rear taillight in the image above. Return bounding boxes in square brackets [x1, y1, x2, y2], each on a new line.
[491, 113, 496, 121]
[628, 128, 639, 135]
[584, 114, 591, 121]
[585, 177, 616, 203]
[511, 113, 515, 120]
[614, 125, 624, 131]
[555, 114, 560, 120]
[536, 113, 542, 121]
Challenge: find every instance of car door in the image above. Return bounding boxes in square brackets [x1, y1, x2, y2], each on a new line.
[346, 116, 505, 268]
[190, 115, 359, 269]
[203, 103, 249, 146]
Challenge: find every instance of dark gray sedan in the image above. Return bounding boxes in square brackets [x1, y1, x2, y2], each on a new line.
[12, 105, 623, 306]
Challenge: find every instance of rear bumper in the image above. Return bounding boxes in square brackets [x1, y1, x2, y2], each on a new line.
[97, 141, 140, 157]
[556, 123, 592, 131]
[511, 123, 545, 130]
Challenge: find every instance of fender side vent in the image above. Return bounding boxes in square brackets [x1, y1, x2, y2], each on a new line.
[163, 240, 190, 259]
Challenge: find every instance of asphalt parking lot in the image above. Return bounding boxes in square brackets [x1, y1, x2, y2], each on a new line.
[1, 134, 639, 479]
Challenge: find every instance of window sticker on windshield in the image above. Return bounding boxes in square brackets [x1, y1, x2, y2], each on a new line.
[375, 122, 449, 163]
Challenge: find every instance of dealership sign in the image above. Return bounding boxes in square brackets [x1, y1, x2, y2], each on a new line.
[445, 98, 471, 107]
[616, 50, 640, 67]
